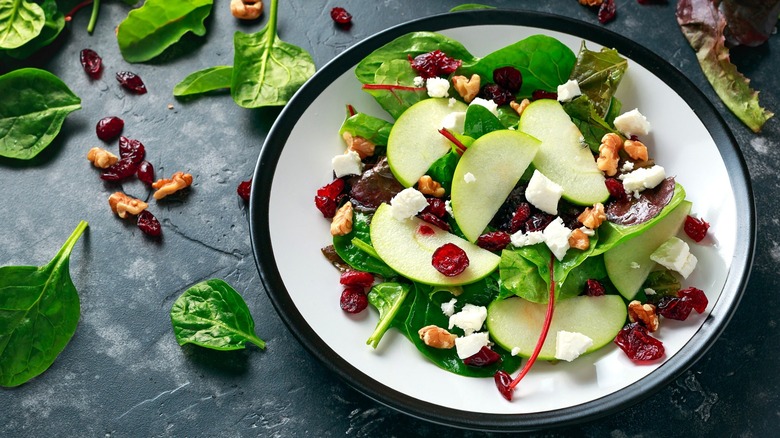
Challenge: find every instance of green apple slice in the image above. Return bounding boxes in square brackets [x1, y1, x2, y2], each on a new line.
[487, 295, 627, 360]
[451, 129, 540, 242]
[518, 99, 609, 205]
[387, 97, 468, 187]
[370, 203, 500, 286]
[604, 200, 692, 300]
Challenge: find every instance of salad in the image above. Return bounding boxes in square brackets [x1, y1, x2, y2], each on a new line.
[315, 31, 710, 401]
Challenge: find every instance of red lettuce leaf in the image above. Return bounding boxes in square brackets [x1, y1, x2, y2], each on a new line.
[721, 0, 780, 47]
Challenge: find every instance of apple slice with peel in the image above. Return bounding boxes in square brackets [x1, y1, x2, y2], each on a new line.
[370, 203, 500, 286]
[604, 200, 692, 300]
[451, 129, 540, 242]
[487, 295, 627, 360]
[518, 99, 609, 205]
[387, 97, 468, 187]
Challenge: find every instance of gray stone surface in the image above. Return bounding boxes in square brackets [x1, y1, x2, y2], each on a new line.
[1, 1, 777, 436]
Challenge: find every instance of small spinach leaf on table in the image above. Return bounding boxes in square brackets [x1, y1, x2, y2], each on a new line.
[0, 0, 45, 50]
[173, 66, 232, 97]
[170, 279, 266, 351]
[6, 0, 63, 59]
[0, 68, 81, 160]
[0, 221, 88, 387]
[367, 282, 410, 348]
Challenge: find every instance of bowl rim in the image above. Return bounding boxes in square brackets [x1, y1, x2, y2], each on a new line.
[249, 9, 755, 432]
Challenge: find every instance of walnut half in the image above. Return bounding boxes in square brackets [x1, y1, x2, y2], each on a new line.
[152, 171, 193, 200]
[108, 192, 148, 219]
[628, 300, 659, 332]
[330, 202, 353, 236]
[87, 147, 119, 168]
[231, 0, 263, 20]
[418, 325, 457, 349]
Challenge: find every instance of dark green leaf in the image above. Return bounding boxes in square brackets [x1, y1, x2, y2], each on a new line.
[339, 112, 393, 146]
[361, 59, 428, 119]
[450, 4, 497, 11]
[173, 66, 232, 97]
[463, 104, 503, 138]
[426, 150, 460, 194]
[642, 270, 682, 304]
[170, 279, 265, 351]
[6, 0, 63, 59]
[0, 221, 87, 387]
[333, 212, 396, 278]
[367, 282, 410, 348]
[0, 68, 81, 160]
[557, 255, 608, 300]
[568, 42, 628, 117]
[563, 95, 620, 152]
[0, 0, 45, 49]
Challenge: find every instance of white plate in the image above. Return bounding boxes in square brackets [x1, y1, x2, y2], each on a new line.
[250, 11, 754, 431]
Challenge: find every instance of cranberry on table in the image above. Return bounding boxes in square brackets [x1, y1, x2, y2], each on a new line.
[330, 7, 352, 25]
[100, 157, 139, 181]
[237, 178, 252, 201]
[80, 49, 102, 79]
[118, 136, 146, 163]
[116, 71, 147, 94]
[137, 161, 155, 185]
[598, 0, 617, 24]
[137, 210, 162, 237]
[96, 116, 124, 141]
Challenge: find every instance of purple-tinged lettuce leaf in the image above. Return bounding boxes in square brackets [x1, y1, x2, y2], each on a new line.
[720, 0, 780, 47]
[676, 0, 774, 133]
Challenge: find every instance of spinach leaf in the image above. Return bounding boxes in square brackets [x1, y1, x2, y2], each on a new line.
[426, 150, 459, 194]
[173, 66, 232, 97]
[333, 212, 396, 278]
[563, 95, 620, 152]
[0, 0, 45, 50]
[450, 4, 496, 11]
[231, 0, 315, 108]
[556, 255, 608, 300]
[642, 269, 682, 304]
[0, 221, 88, 387]
[116, 0, 213, 63]
[568, 42, 628, 117]
[170, 279, 266, 351]
[0, 68, 81, 160]
[339, 112, 393, 146]
[366, 282, 410, 348]
[463, 104, 503, 138]
[361, 59, 428, 119]
[6, 0, 63, 59]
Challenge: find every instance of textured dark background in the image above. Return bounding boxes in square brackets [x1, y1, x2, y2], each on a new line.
[1, 1, 777, 436]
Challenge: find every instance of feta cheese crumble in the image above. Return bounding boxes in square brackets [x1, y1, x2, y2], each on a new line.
[463, 172, 476, 184]
[543, 217, 572, 261]
[620, 165, 665, 194]
[630, 262, 641, 269]
[331, 150, 363, 178]
[448, 304, 487, 335]
[469, 97, 498, 115]
[525, 170, 563, 215]
[511, 346, 522, 357]
[448, 97, 457, 108]
[650, 236, 698, 278]
[510, 230, 545, 248]
[444, 199, 454, 216]
[555, 331, 594, 362]
[440, 111, 466, 133]
[455, 332, 490, 359]
[413, 76, 425, 87]
[557, 79, 581, 103]
[644, 288, 657, 296]
[389, 187, 429, 220]
[614, 108, 651, 137]
[621, 161, 635, 172]
[441, 298, 457, 317]
[426, 77, 450, 98]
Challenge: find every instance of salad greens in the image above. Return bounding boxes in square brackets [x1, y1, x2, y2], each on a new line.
[0, 0, 45, 50]
[0, 221, 88, 387]
[173, 65, 233, 97]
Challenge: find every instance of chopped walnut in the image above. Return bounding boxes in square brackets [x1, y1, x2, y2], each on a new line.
[597, 133, 623, 176]
[628, 300, 659, 332]
[342, 131, 376, 160]
[330, 202, 353, 236]
[108, 192, 148, 219]
[568, 228, 590, 251]
[577, 203, 607, 229]
[624, 139, 649, 161]
[417, 175, 445, 198]
[230, 0, 263, 20]
[509, 98, 531, 117]
[578, 0, 603, 6]
[87, 147, 119, 168]
[418, 325, 457, 349]
[451, 74, 480, 103]
[152, 171, 193, 200]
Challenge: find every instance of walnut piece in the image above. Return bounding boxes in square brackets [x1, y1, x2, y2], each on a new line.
[568, 228, 590, 251]
[451, 74, 480, 103]
[152, 171, 193, 200]
[87, 147, 119, 168]
[108, 192, 148, 219]
[577, 203, 606, 229]
[418, 325, 457, 349]
[509, 98, 530, 117]
[330, 202, 354, 236]
[417, 175, 445, 198]
[342, 131, 376, 160]
[578, 0, 603, 6]
[230, 0, 263, 20]
[597, 133, 623, 176]
[628, 300, 659, 332]
[624, 139, 649, 161]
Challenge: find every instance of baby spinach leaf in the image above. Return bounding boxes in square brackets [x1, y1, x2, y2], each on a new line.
[568, 42, 627, 117]
[642, 270, 682, 304]
[0, 0, 45, 50]
[339, 112, 393, 146]
[173, 66, 232, 97]
[6, 0, 63, 59]
[463, 104, 503, 139]
[333, 212, 396, 278]
[556, 255, 608, 300]
[361, 59, 428, 119]
[563, 95, 620, 152]
[116, 0, 213, 63]
[367, 282, 410, 348]
[170, 279, 265, 351]
[0, 221, 88, 387]
[0, 68, 81, 160]
[426, 150, 460, 194]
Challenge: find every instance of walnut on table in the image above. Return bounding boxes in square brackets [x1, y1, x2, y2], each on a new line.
[152, 171, 193, 200]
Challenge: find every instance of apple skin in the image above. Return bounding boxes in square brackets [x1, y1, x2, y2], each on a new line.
[451, 129, 540, 243]
[518, 99, 609, 206]
[387, 98, 468, 187]
[370, 203, 500, 286]
[487, 295, 627, 360]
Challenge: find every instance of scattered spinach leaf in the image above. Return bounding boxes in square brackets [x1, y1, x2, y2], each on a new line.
[0, 221, 88, 387]
[0, 0, 45, 50]
[568, 42, 627, 117]
[170, 279, 266, 351]
[6, 0, 63, 59]
[173, 65, 232, 97]
[367, 282, 410, 348]
[0, 68, 81, 160]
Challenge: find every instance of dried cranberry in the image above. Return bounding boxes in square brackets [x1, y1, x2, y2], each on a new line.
[418, 212, 450, 232]
[479, 84, 514, 107]
[494, 370, 514, 401]
[422, 197, 448, 218]
[584, 279, 605, 296]
[476, 231, 511, 252]
[237, 178, 252, 201]
[684, 215, 710, 242]
[137, 210, 162, 237]
[330, 7, 352, 25]
[317, 178, 346, 199]
[80, 49, 102, 79]
[678, 287, 708, 313]
[493, 66, 523, 94]
[464, 346, 501, 367]
[525, 212, 554, 232]
[96, 116, 123, 141]
[409, 50, 462, 79]
[314, 196, 338, 218]
[116, 71, 147, 94]
[657, 296, 694, 320]
[432, 243, 469, 277]
[315, 178, 346, 217]
[614, 322, 665, 361]
[508, 203, 531, 234]
[118, 136, 145, 164]
[137, 160, 155, 185]
[417, 224, 435, 236]
[531, 90, 558, 101]
[100, 157, 139, 181]
[604, 177, 628, 201]
[340, 270, 374, 289]
[340, 286, 368, 313]
[598, 0, 617, 24]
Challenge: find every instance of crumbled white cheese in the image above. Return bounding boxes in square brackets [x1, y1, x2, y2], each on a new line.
[448, 97, 457, 108]
[469, 97, 498, 115]
[511, 346, 522, 357]
[441, 298, 457, 317]
[510, 230, 545, 248]
[620, 165, 665, 194]
[579, 226, 595, 236]
[621, 161, 635, 172]
[650, 236, 698, 279]
[389, 187, 429, 221]
[331, 150, 363, 178]
[644, 288, 657, 296]
[543, 217, 572, 261]
[614, 108, 651, 137]
[444, 200, 454, 216]
[455, 332, 490, 359]
[413, 76, 425, 87]
[440, 111, 466, 133]
[557, 79, 581, 103]
[630, 262, 641, 269]
[448, 304, 487, 335]
[525, 170, 563, 215]
[426, 77, 450, 98]
[555, 331, 594, 362]
[463, 172, 476, 184]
